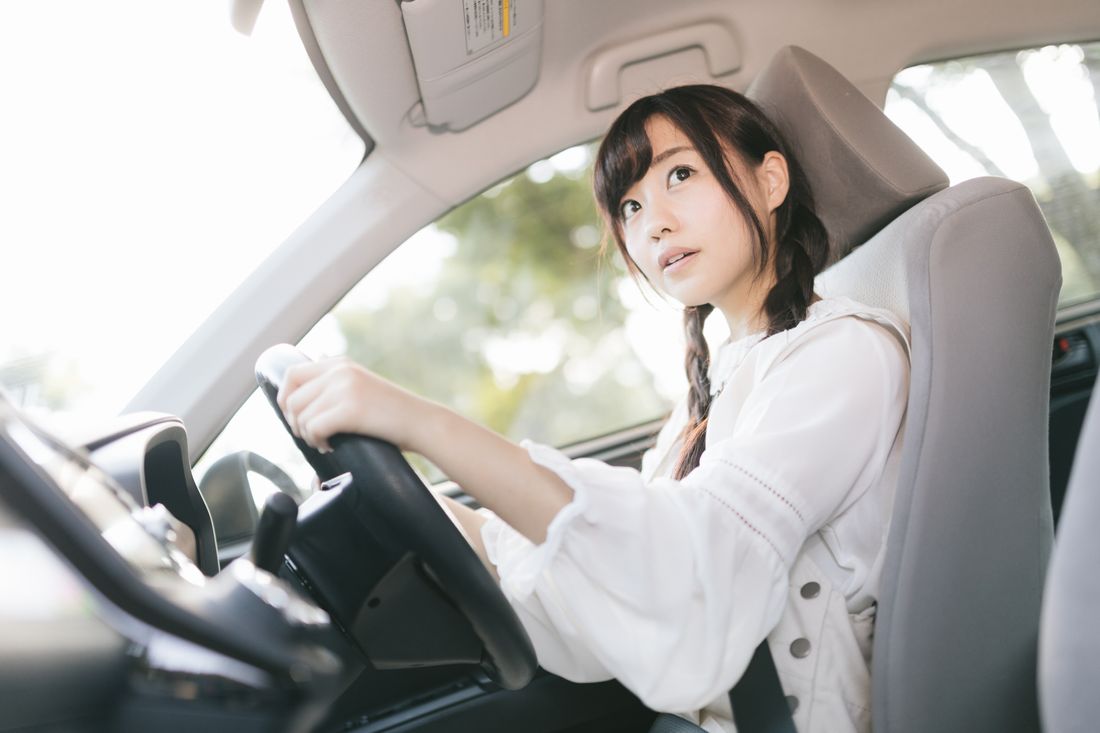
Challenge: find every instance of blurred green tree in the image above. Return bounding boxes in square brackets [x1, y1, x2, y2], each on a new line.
[332, 146, 671, 479]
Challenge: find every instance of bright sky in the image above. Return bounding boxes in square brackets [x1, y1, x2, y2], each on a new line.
[0, 1, 363, 417]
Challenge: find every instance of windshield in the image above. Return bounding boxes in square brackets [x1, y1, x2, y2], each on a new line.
[0, 0, 364, 421]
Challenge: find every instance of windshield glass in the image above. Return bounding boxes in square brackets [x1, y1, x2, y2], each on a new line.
[0, 1, 364, 420]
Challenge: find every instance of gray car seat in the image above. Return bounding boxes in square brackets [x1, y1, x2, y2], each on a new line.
[745, 46, 1061, 731]
[1038, 383, 1100, 733]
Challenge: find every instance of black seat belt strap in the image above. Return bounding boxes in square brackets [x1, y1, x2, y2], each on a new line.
[728, 639, 798, 732]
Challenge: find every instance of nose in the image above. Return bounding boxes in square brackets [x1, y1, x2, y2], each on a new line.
[644, 196, 678, 242]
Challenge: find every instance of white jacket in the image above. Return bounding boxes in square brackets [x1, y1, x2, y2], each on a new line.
[480, 295, 910, 732]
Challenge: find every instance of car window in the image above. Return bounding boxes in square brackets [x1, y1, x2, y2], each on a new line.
[883, 41, 1100, 308]
[197, 143, 731, 500]
[0, 1, 364, 420]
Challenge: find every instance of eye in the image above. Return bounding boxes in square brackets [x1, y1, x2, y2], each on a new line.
[620, 199, 641, 221]
[668, 166, 693, 186]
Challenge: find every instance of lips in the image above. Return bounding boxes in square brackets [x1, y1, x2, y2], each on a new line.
[660, 248, 699, 271]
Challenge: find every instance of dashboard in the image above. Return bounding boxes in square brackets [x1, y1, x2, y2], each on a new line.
[0, 383, 649, 733]
[0, 398, 350, 733]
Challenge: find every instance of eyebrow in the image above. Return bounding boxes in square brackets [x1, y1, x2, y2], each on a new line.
[650, 145, 692, 166]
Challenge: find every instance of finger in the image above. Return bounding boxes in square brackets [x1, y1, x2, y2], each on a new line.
[292, 390, 336, 450]
[278, 359, 340, 412]
[279, 361, 321, 411]
[296, 400, 353, 454]
[292, 378, 356, 449]
[282, 374, 331, 437]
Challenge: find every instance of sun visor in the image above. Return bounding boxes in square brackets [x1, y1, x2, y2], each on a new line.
[401, 0, 544, 131]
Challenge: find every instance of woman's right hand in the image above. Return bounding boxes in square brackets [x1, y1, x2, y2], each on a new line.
[279, 358, 574, 547]
[278, 357, 437, 454]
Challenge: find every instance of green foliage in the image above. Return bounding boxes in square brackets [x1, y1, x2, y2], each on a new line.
[331, 147, 670, 480]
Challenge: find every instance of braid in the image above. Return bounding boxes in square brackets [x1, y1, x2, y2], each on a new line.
[590, 84, 831, 479]
[674, 303, 714, 480]
[762, 193, 830, 335]
[763, 225, 815, 333]
[672, 200, 828, 479]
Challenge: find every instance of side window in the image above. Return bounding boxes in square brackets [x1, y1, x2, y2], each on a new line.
[196, 143, 712, 509]
[883, 42, 1100, 307]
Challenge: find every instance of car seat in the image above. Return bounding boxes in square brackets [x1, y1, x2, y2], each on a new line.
[743, 46, 1060, 732]
[1038, 378, 1100, 733]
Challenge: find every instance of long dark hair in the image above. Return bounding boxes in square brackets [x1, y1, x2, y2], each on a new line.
[593, 85, 829, 479]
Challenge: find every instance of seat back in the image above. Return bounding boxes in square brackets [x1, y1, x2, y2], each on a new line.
[823, 177, 1058, 733]
[749, 47, 1060, 733]
[1039, 380, 1100, 733]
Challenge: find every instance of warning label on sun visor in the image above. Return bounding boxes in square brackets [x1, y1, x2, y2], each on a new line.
[463, 0, 516, 55]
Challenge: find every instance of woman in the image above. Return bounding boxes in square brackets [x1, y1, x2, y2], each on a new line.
[278, 85, 909, 732]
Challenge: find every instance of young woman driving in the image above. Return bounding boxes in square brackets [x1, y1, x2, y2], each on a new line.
[278, 85, 909, 733]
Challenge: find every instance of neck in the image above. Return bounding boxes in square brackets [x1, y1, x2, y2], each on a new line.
[715, 280, 823, 341]
[715, 273, 776, 341]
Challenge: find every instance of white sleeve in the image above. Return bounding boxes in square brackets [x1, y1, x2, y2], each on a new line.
[480, 317, 908, 712]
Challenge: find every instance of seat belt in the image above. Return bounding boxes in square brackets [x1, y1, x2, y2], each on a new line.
[648, 639, 796, 733]
[729, 640, 797, 732]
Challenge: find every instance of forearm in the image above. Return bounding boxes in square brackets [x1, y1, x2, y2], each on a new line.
[278, 358, 574, 544]
[409, 402, 574, 545]
[436, 495, 499, 582]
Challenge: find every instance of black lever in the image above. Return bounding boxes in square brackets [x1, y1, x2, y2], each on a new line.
[250, 491, 299, 574]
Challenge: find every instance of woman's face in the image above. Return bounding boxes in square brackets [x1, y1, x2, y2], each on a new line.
[618, 116, 781, 318]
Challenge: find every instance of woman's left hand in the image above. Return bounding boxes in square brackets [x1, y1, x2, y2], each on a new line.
[276, 357, 432, 454]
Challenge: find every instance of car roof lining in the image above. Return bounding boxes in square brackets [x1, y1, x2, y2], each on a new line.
[295, 0, 1100, 209]
[132, 0, 1100, 447]
[289, 0, 375, 157]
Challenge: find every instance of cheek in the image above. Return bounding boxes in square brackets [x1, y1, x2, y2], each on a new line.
[716, 201, 757, 254]
[622, 234, 651, 274]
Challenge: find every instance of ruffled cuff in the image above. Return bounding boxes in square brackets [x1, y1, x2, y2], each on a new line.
[479, 438, 593, 600]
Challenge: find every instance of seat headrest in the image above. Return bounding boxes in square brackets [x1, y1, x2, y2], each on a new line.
[746, 46, 949, 263]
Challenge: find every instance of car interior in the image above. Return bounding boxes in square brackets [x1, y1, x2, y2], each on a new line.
[2, 1, 1099, 732]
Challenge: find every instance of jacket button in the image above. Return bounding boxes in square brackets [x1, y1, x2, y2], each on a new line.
[790, 638, 812, 658]
[800, 581, 820, 599]
[786, 695, 799, 713]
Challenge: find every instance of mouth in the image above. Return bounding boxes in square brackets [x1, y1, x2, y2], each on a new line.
[661, 250, 698, 272]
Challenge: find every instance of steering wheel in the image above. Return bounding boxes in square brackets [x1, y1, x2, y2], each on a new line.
[254, 344, 537, 690]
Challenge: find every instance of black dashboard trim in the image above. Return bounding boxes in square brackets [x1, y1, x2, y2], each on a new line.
[0, 433, 300, 679]
[80, 412, 182, 453]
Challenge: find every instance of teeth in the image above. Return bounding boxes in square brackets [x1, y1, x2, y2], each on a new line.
[666, 252, 689, 267]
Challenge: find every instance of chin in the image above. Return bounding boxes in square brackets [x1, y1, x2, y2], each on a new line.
[662, 281, 716, 310]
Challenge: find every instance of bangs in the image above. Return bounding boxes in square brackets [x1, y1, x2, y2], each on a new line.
[592, 85, 774, 280]
[593, 102, 657, 226]
[593, 90, 740, 229]
[592, 85, 779, 292]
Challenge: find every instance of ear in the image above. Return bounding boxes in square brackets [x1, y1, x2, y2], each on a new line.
[759, 151, 790, 213]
